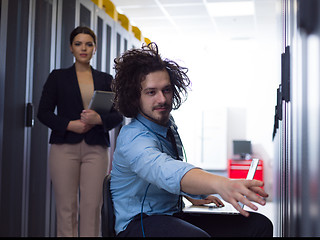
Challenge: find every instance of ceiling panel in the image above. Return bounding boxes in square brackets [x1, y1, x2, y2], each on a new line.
[174, 17, 215, 29]
[112, 0, 157, 7]
[133, 18, 175, 29]
[159, 0, 204, 4]
[118, 6, 165, 18]
[111, 0, 278, 41]
[164, 5, 209, 17]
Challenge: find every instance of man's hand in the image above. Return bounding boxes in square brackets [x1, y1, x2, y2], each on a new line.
[185, 195, 224, 207]
[216, 179, 268, 217]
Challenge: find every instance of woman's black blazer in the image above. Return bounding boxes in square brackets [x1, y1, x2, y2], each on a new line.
[37, 64, 123, 147]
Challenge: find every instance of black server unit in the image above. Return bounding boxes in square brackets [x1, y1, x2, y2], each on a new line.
[274, 0, 320, 237]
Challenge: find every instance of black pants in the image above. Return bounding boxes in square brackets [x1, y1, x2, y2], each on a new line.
[117, 211, 273, 237]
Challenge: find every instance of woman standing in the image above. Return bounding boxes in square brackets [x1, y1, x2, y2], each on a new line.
[37, 26, 123, 237]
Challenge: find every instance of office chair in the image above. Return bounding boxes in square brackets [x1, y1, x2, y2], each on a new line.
[101, 174, 116, 237]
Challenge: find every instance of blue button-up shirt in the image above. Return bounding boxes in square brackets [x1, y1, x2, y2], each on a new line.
[110, 114, 202, 235]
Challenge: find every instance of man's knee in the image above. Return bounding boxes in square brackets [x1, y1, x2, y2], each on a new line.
[250, 212, 273, 237]
[143, 215, 210, 237]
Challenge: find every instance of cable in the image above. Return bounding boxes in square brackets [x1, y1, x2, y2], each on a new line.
[141, 183, 151, 237]
[136, 117, 187, 236]
[182, 144, 187, 162]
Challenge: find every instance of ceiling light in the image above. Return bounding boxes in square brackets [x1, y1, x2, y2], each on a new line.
[206, 1, 255, 17]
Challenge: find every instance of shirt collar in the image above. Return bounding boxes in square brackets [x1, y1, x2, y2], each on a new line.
[136, 113, 174, 139]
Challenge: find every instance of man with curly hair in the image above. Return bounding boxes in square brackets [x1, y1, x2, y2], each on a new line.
[110, 43, 273, 237]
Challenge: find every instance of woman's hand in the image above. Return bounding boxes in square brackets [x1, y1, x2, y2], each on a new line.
[80, 109, 102, 125]
[67, 119, 93, 134]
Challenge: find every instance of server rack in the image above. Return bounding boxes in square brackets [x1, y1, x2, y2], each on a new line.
[0, 0, 144, 236]
[274, 0, 320, 237]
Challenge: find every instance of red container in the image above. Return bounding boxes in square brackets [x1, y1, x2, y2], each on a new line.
[228, 159, 264, 187]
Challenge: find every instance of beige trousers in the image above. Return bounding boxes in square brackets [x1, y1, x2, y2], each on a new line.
[49, 140, 109, 237]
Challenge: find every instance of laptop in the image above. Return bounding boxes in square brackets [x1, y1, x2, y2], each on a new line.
[182, 158, 260, 215]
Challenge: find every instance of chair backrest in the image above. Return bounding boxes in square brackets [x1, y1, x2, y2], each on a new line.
[101, 174, 115, 237]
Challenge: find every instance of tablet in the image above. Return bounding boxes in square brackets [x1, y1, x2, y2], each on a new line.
[88, 90, 115, 113]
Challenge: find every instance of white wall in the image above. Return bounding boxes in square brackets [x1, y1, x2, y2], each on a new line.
[149, 19, 281, 200]
[142, 1, 283, 200]
[158, 36, 278, 156]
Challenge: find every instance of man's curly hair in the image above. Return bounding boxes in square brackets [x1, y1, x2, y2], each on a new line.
[111, 42, 191, 118]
